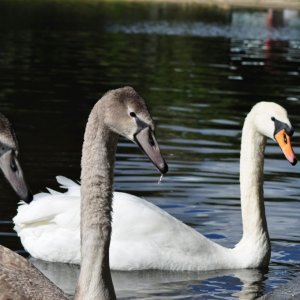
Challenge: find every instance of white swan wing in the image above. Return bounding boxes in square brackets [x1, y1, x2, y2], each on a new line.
[14, 177, 226, 270]
[13, 177, 81, 263]
[14, 176, 80, 229]
[111, 192, 226, 270]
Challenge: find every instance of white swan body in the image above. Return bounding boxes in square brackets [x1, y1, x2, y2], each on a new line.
[14, 101, 297, 271]
[14, 176, 247, 271]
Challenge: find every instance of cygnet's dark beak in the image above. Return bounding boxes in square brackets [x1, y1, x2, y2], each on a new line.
[0, 150, 33, 203]
[134, 126, 168, 174]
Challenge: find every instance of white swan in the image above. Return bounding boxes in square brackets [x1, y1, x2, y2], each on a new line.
[2, 86, 167, 299]
[14, 101, 296, 271]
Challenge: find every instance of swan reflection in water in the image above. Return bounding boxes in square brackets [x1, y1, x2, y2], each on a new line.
[31, 258, 266, 299]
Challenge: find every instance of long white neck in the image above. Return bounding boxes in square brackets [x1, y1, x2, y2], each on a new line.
[75, 104, 117, 300]
[237, 113, 271, 267]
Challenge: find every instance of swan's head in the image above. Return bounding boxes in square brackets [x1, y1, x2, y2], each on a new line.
[101, 86, 168, 174]
[0, 113, 33, 203]
[251, 102, 297, 165]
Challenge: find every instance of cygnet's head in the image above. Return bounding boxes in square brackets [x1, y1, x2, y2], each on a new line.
[99, 86, 168, 174]
[0, 113, 33, 203]
[251, 102, 297, 165]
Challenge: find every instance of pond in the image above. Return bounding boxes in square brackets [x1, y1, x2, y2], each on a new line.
[0, 1, 300, 299]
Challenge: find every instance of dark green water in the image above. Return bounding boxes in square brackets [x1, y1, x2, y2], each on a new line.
[0, 1, 300, 299]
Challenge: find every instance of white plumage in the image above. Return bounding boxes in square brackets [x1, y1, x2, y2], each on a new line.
[14, 177, 82, 264]
[15, 176, 230, 270]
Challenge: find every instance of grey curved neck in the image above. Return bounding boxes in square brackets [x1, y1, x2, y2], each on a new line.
[75, 105, 118, 300]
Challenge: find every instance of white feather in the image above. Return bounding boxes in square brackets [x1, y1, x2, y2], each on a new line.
[13, 176, 253, 271]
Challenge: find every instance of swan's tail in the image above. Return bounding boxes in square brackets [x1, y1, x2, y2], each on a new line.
[55, 176, 80, 196]
[56, 175, 79, 189]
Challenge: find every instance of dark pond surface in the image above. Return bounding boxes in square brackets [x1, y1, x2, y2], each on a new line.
[0, 1, 300, 299]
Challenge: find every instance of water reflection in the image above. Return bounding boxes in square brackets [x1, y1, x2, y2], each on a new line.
[0, 1, 299, 299]
[267, 9, 299, 28]
[32, 258, 266, 299]
[108, 10, 300, 40]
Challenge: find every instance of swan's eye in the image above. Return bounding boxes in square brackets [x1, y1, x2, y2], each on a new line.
[130, 112, 136, 118]
[283, 133, 287, 144]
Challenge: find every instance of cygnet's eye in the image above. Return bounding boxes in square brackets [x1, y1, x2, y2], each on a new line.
[130, 112, 136, 118]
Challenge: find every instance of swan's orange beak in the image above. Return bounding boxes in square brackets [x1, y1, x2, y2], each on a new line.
[275, 129, 297, 166]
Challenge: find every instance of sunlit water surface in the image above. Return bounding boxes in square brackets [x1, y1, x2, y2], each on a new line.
[0, 1, 300, 299]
